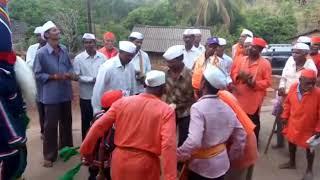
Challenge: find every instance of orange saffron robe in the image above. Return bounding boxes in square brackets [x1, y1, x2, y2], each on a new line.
[80, 93, 177, 180]
[231, 56, 272, 115]
[232, 43, 245, 60]
[98, 47, 118, 59]
[192, 53, 206, 91]
[311, 54, 320, 76]
[281, 83, 320, 148]
[218, 90, 258, 169]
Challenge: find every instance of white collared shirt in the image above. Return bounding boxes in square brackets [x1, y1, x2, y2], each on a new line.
[130, 50, 152, 93]
[26, 43, 40, 68]
[91, 55, 138, 113]
[196, 44, 206, 54]
[279, 56, 318, 93]
[183, 45, 202, 69]
[73, 51, 106, 100]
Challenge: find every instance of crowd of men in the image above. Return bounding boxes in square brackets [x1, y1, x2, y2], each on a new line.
[1, 0, 320, 179]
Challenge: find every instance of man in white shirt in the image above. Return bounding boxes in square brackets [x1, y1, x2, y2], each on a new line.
[91, 41, 138, 113]
[26, 26, 46, 67]
[217, 38, 233, 75]
[183, 29, 201, 69]
[273, 42, 317, 149]
[73, 33, 106, 140]
[128, 32, 151, 93]
[192, 29, 205, 53]
[26, 26, 47, 139]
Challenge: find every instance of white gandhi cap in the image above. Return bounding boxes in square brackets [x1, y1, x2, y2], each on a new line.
[163, 45, 184, 61]
[203, 64, 228, 90]
[241, 29, 253, 37]
[145, 70, 166, 87]
[119, 41, 136, 53]
[244, 37, 253, 43]
[297, 36, 311, 44]
[34, 26, 44, 34]
[293, 42, 310, 51]
[82, 33, 96, 40]
[218, 38, 227, 46]
[41, 21, 56, 40]
[129, 32, 144, 40]
[183, 29, 194, 35]
[192, 29, 201, 35]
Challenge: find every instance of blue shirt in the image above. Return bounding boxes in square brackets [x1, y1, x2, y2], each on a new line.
[33, 43, 73, 104]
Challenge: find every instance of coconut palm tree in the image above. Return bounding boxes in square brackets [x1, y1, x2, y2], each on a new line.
[195, 0, 246, 27]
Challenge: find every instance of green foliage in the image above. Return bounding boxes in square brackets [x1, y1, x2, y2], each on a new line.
[7, 0, 317, 53]
[243, 8, 297, 43]
[124, 1, 177, 30]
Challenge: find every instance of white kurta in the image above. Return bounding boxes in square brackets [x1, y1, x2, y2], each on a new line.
[129, 50, 152, 93]
[279, 56, 317, 93]
[183, 46, 202, 70]
[91, 55, 138, 113]
[73, 51, 106, 100]
[26, 43, 40, 68]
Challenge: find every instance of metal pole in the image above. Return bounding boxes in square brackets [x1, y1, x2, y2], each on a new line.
[87, 0, 92, 33]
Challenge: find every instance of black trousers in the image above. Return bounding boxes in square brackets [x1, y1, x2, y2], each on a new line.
[177, 116, 190, 146]
[247, 109, 260, 145]
[189, 171, 224, 180]
[37, 101, 45, 135]
[80, 99, 93, 140]
[43, 101, 73, 162]
[1, 145, 27, 179]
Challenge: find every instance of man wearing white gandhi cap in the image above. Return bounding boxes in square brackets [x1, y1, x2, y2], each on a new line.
[80, 69, 177, 180]
[73, 33, 106, 143]
[273, 42, 318, 149]
[192, 29, 206, 53]
[183, 29, 202, 69]
[177, 63, 246, 180]
[26, 25, 47, 142]
[26, 26, 47, 67]
[92, 41, 139, 113]
[232, 28, 253, 59]
[163, 45, 195, 147]
[33, 20, 77, 167]
[128, 31, 151, 93]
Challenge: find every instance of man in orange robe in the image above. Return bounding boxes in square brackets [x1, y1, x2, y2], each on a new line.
[279, 69, 320, 180]
[80, 70, 177, 180]
[310, 36, 320, 87]
[219, 90, 258, 180]
[192, 37, 220, 97]
[231, 37, 272, 144]
[98, 32, 118, 59]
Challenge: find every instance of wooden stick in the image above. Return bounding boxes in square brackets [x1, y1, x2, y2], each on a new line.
[264, 118, 277, 154]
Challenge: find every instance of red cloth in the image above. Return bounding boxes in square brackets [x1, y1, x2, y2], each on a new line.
[311, 54, 320, 75]
[231, 56, 272, 114]
[233, 43, 245, 59]
[281, 83, 320, 148]
[252, 37, 267, 48]
[80, 93, 177, 180]
[98, 47, 118, 59]
[0, 52, 16, 65]
[103, 32, 116, 40]
[311, 36, 320, 44]
[100, 90, 123, 108]
[301, 69, 317, 78]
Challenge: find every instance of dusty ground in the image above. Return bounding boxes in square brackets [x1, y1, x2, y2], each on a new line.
[23, 78, 320, 180]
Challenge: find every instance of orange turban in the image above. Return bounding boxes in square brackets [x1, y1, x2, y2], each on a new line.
[311, 36, 320, 45]
[103, 32, 116, 40]
[252, 37, 267, 48]
[100, 90, 123, 108]
[301, 69, 317, 79]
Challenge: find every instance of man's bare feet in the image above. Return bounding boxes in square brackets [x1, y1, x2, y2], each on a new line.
[43, 160, 53, 168]
[279, 162, 296, 169]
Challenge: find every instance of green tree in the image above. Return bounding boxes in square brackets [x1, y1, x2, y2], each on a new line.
[124, 1, 177, 30]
